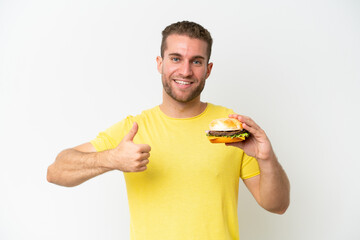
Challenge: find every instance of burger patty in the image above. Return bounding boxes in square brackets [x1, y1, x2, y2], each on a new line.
[208, 130, 247, 136]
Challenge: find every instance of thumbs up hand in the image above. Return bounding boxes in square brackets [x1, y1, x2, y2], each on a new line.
[106, 122, 151, 172]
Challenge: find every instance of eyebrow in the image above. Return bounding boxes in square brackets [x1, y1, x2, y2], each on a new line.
[168, 53, 206, 60]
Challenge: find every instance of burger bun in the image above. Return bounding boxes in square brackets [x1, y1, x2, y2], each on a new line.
[209, 118, 243, 131]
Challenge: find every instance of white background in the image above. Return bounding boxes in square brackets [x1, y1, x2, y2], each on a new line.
[1, 0, 359, 239]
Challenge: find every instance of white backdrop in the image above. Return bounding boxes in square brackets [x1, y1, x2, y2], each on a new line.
[1, 0, 359, 239]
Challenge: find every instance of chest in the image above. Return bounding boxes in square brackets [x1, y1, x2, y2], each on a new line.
[134, 123, 242, 179]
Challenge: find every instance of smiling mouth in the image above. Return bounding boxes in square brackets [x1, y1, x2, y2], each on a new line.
[174, 80, 193, 85]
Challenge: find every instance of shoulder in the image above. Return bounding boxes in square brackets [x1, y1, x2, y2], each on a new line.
[126, 106, 163, 130]
[209, 103, 234, 112]
[132, 106, 159, 121]
[92, 106, 158, 144]
[207, 103, 235, 118]
[102, 106, 159, 134]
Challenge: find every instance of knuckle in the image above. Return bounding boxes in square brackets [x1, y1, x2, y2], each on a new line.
[134, 145, 141, 152]
[132, 153, 141, 161]
[136, 153, 142, 160]
[132, 165, 139, 172]
[134, 165, 146, 172]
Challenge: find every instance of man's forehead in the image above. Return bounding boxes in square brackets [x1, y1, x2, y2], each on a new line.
[164, 34, 208, 57]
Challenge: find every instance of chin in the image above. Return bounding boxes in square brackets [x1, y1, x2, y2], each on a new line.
[170, 92, 201, 103]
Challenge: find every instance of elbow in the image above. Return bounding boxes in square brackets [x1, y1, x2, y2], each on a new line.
[260, 194, 290, 215]
[47, 164, 55, 184]
[265, 200, 290, 215]
[265, 185, 291, 215]
[272, 204, 289, 215]
[46, 163, 76, 187]
[47, 151, 74, 187]
[47, 152, 63, 184]
[264, 205, 288, 215]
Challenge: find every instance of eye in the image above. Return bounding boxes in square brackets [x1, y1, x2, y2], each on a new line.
[171, 57, 180, 62]
[193, 60, 202, 65]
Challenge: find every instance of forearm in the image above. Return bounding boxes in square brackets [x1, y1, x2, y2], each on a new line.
[258, 154, 290, 214]
[47, 148, 112, 187]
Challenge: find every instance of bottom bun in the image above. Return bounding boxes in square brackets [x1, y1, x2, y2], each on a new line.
[207, 136, 245, 143]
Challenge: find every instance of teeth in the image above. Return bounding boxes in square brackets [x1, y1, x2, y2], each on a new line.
[175, 80, 191, 85]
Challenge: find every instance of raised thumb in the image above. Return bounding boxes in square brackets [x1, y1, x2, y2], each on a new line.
[124, 122, 138, 141]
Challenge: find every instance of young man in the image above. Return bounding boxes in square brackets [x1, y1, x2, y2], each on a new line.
[47, 21, 290, 240]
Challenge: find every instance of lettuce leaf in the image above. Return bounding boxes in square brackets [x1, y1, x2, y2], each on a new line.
[206, 132, 250, 138]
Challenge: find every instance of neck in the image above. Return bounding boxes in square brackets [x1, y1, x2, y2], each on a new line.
[159, 90, 207, 118]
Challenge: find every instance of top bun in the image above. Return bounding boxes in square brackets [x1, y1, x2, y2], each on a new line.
[209, 118, 243, 131]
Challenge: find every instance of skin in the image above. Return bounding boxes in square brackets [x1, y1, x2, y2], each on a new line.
[156, 34, 213, 118]
[226, 114, 290, 214]
[47, 33, 290, 214]
[47, 122, 150, 187]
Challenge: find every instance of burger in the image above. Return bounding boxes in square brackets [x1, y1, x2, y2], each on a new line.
[206, 118, 250, 143]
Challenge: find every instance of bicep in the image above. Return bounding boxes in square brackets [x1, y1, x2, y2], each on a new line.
[73, 142, 97, 153]
[243, 174, 261, 204]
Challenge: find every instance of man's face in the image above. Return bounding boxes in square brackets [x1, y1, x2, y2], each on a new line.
[157, 34, 213, 103]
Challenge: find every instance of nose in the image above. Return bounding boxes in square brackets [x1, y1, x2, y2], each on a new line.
[178, 61, 193, 77]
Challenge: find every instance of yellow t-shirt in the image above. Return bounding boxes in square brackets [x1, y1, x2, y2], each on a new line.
[91, 103, 260, 240]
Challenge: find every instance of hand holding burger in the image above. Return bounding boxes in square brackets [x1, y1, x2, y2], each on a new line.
[206, 118, 250, 143]
[224, 114, 275, 162]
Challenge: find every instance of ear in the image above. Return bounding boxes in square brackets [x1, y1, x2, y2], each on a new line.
[205, 62, 213, 79]
[156, 56, 163, 74]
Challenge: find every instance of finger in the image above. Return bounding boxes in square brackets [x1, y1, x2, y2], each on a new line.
[139, 159, 150, 166]
[230, 114, 261, 131]
[228, 114, 246, 125]
[123, 122, 138, 141]
[131, 159, 149, 172]
[243, 117, 261, 131]
[137, 165, 147, 172]
[228, 113, 240, 119]
[241, 121, 259, 135]
[140, 152, 150, 160]
[228, 114, 263, 138]
[137, 144, 151, 153]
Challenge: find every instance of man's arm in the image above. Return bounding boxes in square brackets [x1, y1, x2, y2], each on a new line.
[47, 143, 111, 187]
[47, 122, 151, 187]
[243, 155, 290, 214]
[226, 114, 290, 214]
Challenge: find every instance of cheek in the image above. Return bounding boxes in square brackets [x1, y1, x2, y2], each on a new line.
[163, 65, 177, 76]
[195, 68, 208, 79]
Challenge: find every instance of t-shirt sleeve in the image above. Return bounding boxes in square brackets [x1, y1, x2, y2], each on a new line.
[240, 152, 260, 179]
[90, 116, 134, 152]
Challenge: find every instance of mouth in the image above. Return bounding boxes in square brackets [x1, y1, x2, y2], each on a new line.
[173, 79, 194, 86]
